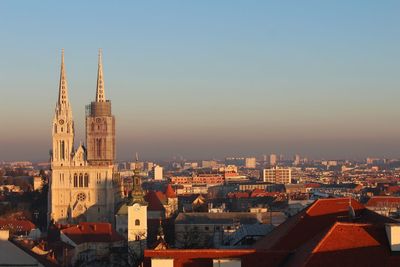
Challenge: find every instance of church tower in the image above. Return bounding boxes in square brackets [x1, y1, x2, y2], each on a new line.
[52, 49, 74, 167]
[127, 161, 148, 259]
[49, 50, 118, 225]
[86, 49, 116, 165]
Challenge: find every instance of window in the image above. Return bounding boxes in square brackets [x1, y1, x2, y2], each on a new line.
[77, 193, 86, 202]
[135, 219, 140, 226]
[74, 174, 78, 187]
[60, 141, 65, 160]
[205, 226, 209, 231]
[79, 173, 83, 187]
[84, 173, 89, 187]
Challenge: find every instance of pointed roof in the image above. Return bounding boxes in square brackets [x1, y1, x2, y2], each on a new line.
[58, 49, 70, 106]
[165, 184, 177, 198]
[96, 49, 106, 102]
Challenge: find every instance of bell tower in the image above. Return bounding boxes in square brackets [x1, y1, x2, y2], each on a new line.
[86, 49, 116, 165]
[52, 49, 74, 167]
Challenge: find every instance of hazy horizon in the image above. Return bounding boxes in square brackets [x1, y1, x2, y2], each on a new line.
[1, 1, 400, 162]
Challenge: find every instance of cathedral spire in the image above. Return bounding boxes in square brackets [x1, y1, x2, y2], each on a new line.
[58, 49, 69, 106]
[96, 49, 106, 102]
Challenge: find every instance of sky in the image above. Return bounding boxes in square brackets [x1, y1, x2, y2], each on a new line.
[0, 1, 400, 162]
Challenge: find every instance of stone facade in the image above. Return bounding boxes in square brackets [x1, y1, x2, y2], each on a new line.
[49, 50, 122, 224]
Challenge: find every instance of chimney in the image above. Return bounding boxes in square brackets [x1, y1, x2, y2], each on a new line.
[386, 224, 400, 251]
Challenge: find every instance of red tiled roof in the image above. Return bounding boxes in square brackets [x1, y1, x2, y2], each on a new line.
[145, 198, 400, 267]
[387, 186, 400, 193]
[165, 184, 177, 198]
[366, 196, 400, 207]
[301, 222, 400, 267]
[251, 189, 278, 198]
[304, 183, 321, 188]
[144, 249, 289, 267]
[306, 198, 364, 217]
[0, 219, 35, 233]
[61, 222, 124, 245]
[144, 191, 166, 211]
[254, 198, 383, 251]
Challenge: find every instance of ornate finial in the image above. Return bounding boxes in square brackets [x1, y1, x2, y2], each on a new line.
[96, 49, 105, 102]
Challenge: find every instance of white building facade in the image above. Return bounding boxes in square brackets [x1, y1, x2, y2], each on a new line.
[49, 50, 122, 224]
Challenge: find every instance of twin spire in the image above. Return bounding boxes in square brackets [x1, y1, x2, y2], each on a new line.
[58, 49, 106, 107]
[58, 49, 69, 106]
[96, 49, 106, 102]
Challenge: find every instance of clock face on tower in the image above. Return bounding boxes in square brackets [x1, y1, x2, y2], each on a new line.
[59, 119, 64, 125]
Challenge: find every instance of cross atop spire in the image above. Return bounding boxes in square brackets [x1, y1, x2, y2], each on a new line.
[96, 49, 106, 102]
[58, 49, 69, 106]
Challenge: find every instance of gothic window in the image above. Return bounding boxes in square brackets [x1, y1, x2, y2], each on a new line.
[136, 235, 140, 241]
[84, 173, 89, 187]
[79, 173, 83, 187]
[91, 123, 95, 131]
[74, 174, 78, 187]
[135, 219, 140, 226]
[54, 124, 57, 133]
[96, 139, 102, 157]
[76, 193, 86, 202]
[60, 141, 65, 160]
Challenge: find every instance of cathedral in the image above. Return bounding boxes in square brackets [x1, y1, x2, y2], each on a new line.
[48, 49, 122, 224]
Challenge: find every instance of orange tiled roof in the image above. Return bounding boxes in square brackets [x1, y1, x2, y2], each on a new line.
[366, 196, 400, 207]
[0, 219, 35, 232]
[144, 191, 166, 211]
[61, 222, 124, 245]
[165, 184, 177, 198]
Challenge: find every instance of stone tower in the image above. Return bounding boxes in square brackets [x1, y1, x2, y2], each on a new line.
[49, 50, 118, 225]
[86, 49, 116, 165]
[52, 49, 74, 167]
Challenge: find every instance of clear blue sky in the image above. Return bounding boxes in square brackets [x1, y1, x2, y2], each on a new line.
[0, 1, 400, 161]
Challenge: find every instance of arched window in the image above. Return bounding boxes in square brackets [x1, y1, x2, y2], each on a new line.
[135, 219, 140, 226]
[79, 173, 83, 187]
[60, 141, 65, 160]
[84, 173, 89, 187]
[97, 139, 102, 157]
[74, 174, 78, 187]
[54, 124, 57, 133]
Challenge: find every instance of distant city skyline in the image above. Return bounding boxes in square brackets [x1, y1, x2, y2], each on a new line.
[1, 1, 400, 161]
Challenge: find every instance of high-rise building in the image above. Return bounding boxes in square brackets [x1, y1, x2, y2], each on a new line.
[153, 165, 163, 180]
[294, 154, 300, 166]
[269, 154, 277, 166]
[49, 50, 122, 224]
[245, 157, 256, 168]
[262, 167, 291, 184]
